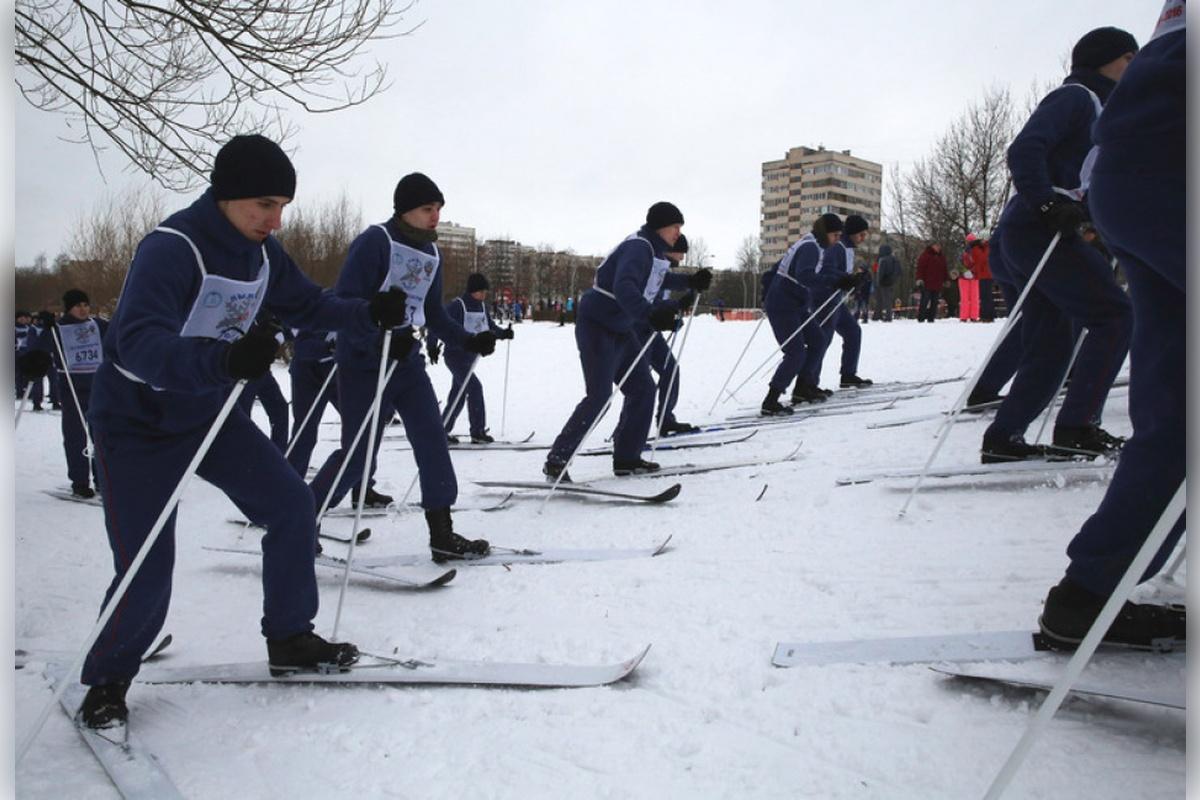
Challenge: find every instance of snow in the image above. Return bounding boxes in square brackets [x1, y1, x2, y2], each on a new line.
[13, 316, 1187, 799]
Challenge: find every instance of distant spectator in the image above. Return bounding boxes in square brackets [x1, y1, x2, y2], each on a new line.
[962, 233, 995, 321]
[915, 242, 949, 322]
[850, 263, 873, 323]
[873, 244, 901, 321]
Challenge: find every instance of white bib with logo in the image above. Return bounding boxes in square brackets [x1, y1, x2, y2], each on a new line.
[62, 318, 104, 374]
[376, 225, 440, 328]
[457, 298, 489, 334]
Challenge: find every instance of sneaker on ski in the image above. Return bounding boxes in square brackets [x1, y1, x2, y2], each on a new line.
[362, 486, 393, 508]
[542, 460, 572, 483]
[71, 483, 96, 499]
[790, 384, 827, 405]
[425, 507, 490, 563]
[761, 391, 794, 416]
[266, 631, 360, 677]
[1039, 578, 1185, 651]
[613, 458, 661, 476]
[659, 419, 699, 435]
[80, 680, 131, 729]
[470, 431, 495, 444]
[980, 434, 1050, 464]
[1052, 425, 1125, 458]
[839, 374, 873, 388]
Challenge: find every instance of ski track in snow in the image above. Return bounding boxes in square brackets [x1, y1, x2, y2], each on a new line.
[14, 317, 1185, 799]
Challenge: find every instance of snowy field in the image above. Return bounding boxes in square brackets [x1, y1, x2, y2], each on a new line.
[12, 315, 1187, 799]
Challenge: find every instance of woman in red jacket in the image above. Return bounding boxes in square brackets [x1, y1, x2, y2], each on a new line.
[915, 242, 948, 322]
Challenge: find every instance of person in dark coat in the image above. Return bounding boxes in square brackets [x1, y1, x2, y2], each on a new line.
[914, 243, 948, 322]
[873, 244, 901, 322]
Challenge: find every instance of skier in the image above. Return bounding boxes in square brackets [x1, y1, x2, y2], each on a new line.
[795, 214, 874, 394]
[30, 289, 108, 497]
[426, 272, 514, 444]
[15, 309, 47, 410]
[1038, 5, 1185, 649]
[77, 134, 411, 728]
[542, 202, 709, 480]
[647, 233, 700, 435]
[980, 26, 1136, 463]
[306, 172, 495, 561]
[761, 213, 844, 412]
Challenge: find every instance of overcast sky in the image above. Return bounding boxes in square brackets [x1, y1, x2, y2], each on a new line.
[12, 0, 1162, 270]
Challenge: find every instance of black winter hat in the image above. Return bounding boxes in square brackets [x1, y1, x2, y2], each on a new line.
[646, 201, 684, 229]
[813, 213, 844, 237]
[211, 135, 297, 201]
[393, 173, 445, 216]
[466, 273, 490, 293]
[1071, 27, 1139, 70]
[844, 215, 869, 236]
[62, 288, 89, 310]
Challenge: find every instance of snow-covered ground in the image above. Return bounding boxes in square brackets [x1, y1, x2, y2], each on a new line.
[12, 316, 1187, 798]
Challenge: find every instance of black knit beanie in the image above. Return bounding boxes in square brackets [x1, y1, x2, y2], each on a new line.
[814, 213, 844, 237]
[1071, 27, 1139, 70]
[466, 273, 490, 293]
[844, 215, 869, 236]
[646, 201, 685, 229]
[62, 289, 89, 310]
[211, 135, 297, 200]
[393, 173, 445, 215]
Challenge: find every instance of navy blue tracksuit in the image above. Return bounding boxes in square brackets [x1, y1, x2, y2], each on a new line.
[1065, 15, 1184, 594]
[798, 234, 860, 387]
[35, 315, 108, 490]
[82, 189, 376, 686]
[547, 227, 688, 466]
[308, 220, 470, 512]
[428, 293, 504, 437]
[238, 370, 289, 452]
[287, 330, 339, 477]
[762, 234, 827, 393]
[985, 69, 1132, 443]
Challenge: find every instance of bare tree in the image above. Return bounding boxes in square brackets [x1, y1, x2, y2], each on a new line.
[274, 190, 363, 287]
[683, 236, 711, 268]
[16, 0, 419, 190]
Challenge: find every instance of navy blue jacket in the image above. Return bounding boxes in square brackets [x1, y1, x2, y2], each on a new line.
[764, 234, 822, 314]
[427, 293, 502, 355]
[578, 226, 690, 334]
[35, 315, 110, 389]
[804, 232, 856, 293]
[334, 220, 468, 371]
[89, 189, 374, 435]
[291, 328, 337, 364]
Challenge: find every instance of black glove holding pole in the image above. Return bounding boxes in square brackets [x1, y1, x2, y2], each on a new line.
[369, 288, 409, 329]
[226, 325, 281, 380]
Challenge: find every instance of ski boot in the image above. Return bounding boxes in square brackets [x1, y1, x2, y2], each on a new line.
[980, 433, 1049, 464]
[761, 390, 794, 417]
[543, 460, 572, 483]
[362, 486, 393, 508]
[1039, 578, 1185, 651]
[446, 434, 460, 445]
[613, 458, 661, 476]
[839, 374, 873, 388]
[790, 383, 827, 405]
[470, 431, 495, 444]
[1052, 425, 1125, 459]
[71, 483, 96, 499]
[659, 419, 699, 435]
[80, 680, 131, 729]
[426, 507, 490, 564]
[266, 631, 360, 677]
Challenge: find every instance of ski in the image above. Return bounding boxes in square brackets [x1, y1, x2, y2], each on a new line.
[41, 488, 104, 507]
[387, 432, 541, 451]
[865, 402, 1000, 429]
[599, 443, 803, 480]
[581, 429, 757, 457]
[203, 546, 457, 589]
[226, 493, 513, 530]
[51, 671, 185, 799]
[136, 645, 651, 689]
[474, 480, 682, 504]
[356, 535, 672, 569]
[319, 527, 371, 544]
[17, 634, 172, 671]
[931, 658, 1185, 710]
[834, 458, 1114, 486]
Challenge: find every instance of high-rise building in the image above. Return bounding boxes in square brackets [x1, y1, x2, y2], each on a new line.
[760, 146, 883, 265]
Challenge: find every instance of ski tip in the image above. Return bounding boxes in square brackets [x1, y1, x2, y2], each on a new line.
[623, 644, 653, 677]
[652, 535, 673, 556]
[431, 569, 457, 587]
[755, 484, 769, 502]
[356, 528, 372, 543]
[657, 484, 683, 503]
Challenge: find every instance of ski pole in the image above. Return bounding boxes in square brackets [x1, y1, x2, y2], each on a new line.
[651, 293, 701, 459]
[314, 359, 401, 526]
[1032, 328, 1088, 445]
[331, 330, 393, 640]
[983, 480, 1186, 799]
[17, 379, 248, 764]
[397, 354, 482, 509]
[499, 326, 512, 437]
[707, 314, 766, 416]
[49, 326, 95, 467]
[721, 289, 844, 406]
[14, 379, 35, 429]
[898, 231, 1062, 519]
[540, 330, 658, 513]
[283, 362, 338, 460]
[1162, 540, 1186, 582]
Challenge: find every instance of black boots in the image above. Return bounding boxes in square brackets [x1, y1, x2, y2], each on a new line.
[80, 680, 131, 728]
[426, 507, 490, 564]
[470, 431, 495, 444]
[1052, 425, 1125, 458]
[659, 419, 699, 435]
[839, 374, 873, 388]
[266, 631, 360, 677]
[613, 459, 661, 476]
[790, 383, 827, 405]
[362, 486, 393, 508]
[762, 390, 794, 416]
[71, 483, 96, 499]
[980, 434, 1049, 464]
[1039, 577, 1185, 651]
[543, 460, 572, 483]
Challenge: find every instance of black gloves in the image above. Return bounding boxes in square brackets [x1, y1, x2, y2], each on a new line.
[496, 326, 515, 341]
[225, 326, 280, 380]
[389, 328, 417, 361]
[426, 340, 441, 364]
[649, 305, 678, 332]
[464, 331, 497, 356]
[369, 288, 409, 328]
[1037, 197, 1086, 236]
[19, 349, 52, 379]
[688, 268, 713, 292]
[834, 273, 858, 291]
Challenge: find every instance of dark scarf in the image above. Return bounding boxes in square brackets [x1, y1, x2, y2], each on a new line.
[1065, 68, 1117, 104]
[396, 218, 439, 244]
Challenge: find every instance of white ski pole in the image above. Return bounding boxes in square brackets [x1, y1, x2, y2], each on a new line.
[651, 293, 701, 459]
[707, 314, 766, 416]
[983, 480, 1186, 799]
[331, 330, 393, 640]
[1032, 328, 1088, 445]
[1162, 540, 1186, 582]
[500, 326, 512, 437]
[397, 354, 482, 509]
[283, 362, 338, 460]
[17, 380, 248, 764]
[540, 330, 658, 512]
[898, 231, 1062, 519]
[721, 289, 844, 405]
[314, 359, 400, 526]
[14, 379, 35, 428]
[50, 326, 95, 467]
